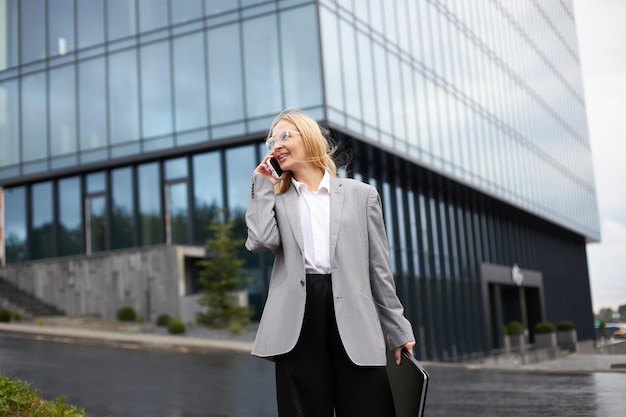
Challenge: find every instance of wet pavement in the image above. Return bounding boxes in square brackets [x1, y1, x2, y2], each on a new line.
[1, 320, 626, 416]
[0, 334, 275, 417]
[425, 366, 625, 417]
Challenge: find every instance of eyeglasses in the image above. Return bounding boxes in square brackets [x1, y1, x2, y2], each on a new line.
[266, 130, 300, 151]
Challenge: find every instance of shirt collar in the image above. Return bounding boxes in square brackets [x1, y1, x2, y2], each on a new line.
[292, 170, 331, 195]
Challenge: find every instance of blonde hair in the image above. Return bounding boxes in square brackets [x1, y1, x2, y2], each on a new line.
[267, 108, 337, 194]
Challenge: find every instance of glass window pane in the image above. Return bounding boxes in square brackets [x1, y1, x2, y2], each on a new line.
[193, 151, 223, 244]
[4, 186, 27, 263]
[388, 56, 404, 140]
[357, 32, 376, 126]
[353, 0, 368, 22]
[242, 14, 281, 118]
[77, 0, 105, 49]
[172, 0, 202, 24]
[382, 0, 397, 45]
[205, 0, 238, 16]
[279, 5, 323, 109]
[166, 182, 188, 244]
[21, 71, 48, 161]
[48, 0, 75, 56]
[58, 176, 82, 256]
[402, 62, 417, 147]
[369, 0, 383, 34]
[140, 41, 172, 137]
[207, 24, 244, 125]
[88, 195, 106, 253]
[79, 57, 108, 151]
[382, 182, 395, 273]
[373, 43, 391, 134]
[31, 181, 54, 259]
[240, 0, 265, 7]
[111, 167, 134, 249]
[138, 0, 168, 32]
[415, 72, 429, 155]
[109, 49, 140, 144]
[138, 162, 161, 245]
[50, 65, 77, 156]
[173, 32, 208, 132]
[418, 194, 430, 277]
[339, 18, 360, 119]
[86, 171, 106, 193]
[20, 0, 46, 63]
[165, 157, 188, 180]
[226, 145, 255, 237]
[0, 79, 20, 167]
[320, 8, 342, 113]
[396, 186, 408, 274]
[408, 190, 420, 274]
[107, 0, 137, 41]
[0, 0, 19, 70]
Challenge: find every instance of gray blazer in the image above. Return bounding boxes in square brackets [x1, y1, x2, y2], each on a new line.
[245, 173, 415, 366]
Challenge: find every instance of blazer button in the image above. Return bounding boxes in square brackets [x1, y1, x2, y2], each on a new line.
[300, 280, 305, 286]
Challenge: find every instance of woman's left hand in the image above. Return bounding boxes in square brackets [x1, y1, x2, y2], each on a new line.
[394, 341, 416, 365]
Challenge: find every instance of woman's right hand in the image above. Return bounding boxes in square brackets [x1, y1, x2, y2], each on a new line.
[253, 153, 280, 184]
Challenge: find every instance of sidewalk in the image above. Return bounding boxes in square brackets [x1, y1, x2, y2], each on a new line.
[0, 316, 255, 354]
[513, 353, 626, 372]
[477, 350, 626, 373]
[2, 317, 626, 373]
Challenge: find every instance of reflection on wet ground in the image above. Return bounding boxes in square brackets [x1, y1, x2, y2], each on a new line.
[1, 335, 624, 417]
[425, 365, 624, 417]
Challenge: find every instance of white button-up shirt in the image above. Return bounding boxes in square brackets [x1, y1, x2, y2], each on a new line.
[291, 171, 332, 274]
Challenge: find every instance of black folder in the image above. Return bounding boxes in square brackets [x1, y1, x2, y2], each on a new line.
[386, 349, 429, 417]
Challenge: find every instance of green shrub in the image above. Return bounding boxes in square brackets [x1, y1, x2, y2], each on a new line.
[506, 320, 525, 335]
[167, 319, 186, 335]
[229, 319, 245, 334]
[156, 314, 171, 327]
[502, 325, 509, 335]
[0, 309, 11, 322]
[534, 321, 556, 334]
[0, 375, 88, 416]
[557, 320, 575, 331]
[116, 306, 137, 322]
[12, 309, 22, 321]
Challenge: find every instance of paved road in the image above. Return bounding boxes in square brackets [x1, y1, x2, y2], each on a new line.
[2, 334, 625, 417]
[1, 334, 275, 416]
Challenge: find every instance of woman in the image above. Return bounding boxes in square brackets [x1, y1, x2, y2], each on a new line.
[245, 109, 415, 417]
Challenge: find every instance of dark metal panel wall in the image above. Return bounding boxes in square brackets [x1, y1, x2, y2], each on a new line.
[343, 136, 593, 361]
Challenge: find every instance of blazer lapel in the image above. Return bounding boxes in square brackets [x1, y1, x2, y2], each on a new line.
[282, 185, 305, 254]
[329, 176, 345, 262]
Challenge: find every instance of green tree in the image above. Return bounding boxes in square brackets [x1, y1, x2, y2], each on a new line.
[598, 321, 610, 338]
[597, 308, 615, 323]
[195, 215, 255, 333]
[618, 304, 626, 322]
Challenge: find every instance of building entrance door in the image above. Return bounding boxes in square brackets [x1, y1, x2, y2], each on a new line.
[481, 263, 545, 352]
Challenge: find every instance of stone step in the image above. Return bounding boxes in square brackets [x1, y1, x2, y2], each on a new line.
[0, 276, 64, 317]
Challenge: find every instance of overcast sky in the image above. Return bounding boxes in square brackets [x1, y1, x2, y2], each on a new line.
[573, 0, 626, 313]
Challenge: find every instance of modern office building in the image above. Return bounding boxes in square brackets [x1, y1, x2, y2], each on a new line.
[0, 0, 599, 361]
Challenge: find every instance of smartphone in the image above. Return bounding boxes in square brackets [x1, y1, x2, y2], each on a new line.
[267, 157, 284, 179]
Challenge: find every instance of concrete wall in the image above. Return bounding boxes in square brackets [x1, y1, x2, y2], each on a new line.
[0, 244, 205, 322]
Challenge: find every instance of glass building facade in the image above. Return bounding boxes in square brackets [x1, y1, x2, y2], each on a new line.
[0, 0, 599, 361]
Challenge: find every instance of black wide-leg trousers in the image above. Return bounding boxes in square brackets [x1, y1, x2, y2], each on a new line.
[275, 274, 395, 417]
